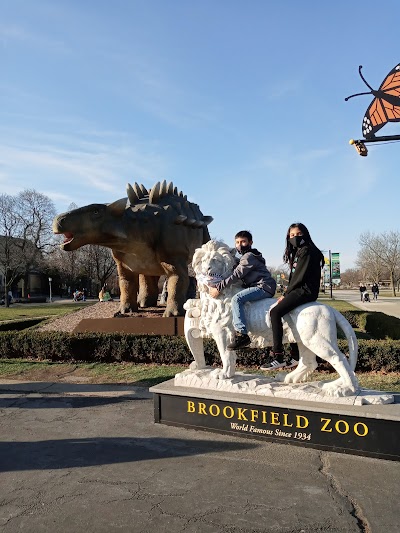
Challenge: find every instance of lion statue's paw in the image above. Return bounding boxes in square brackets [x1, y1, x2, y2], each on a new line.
[189, 361, 208, 371]
[210, 368, 234, 380]
[284, 371, 307, 384]
[183, 298, 202, 311]
[322, 379, 358, 397]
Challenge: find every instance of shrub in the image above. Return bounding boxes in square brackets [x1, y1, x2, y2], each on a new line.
[338, 310, 400, 340]
[0, 331, 399, 373]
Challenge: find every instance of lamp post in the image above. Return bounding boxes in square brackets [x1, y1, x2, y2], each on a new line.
[48, 277, 52, 303]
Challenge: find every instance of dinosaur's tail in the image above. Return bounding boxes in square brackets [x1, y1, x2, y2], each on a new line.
[332, 308, 358, 371]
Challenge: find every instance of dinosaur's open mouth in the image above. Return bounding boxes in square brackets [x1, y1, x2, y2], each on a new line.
[63, 232, 74, 245]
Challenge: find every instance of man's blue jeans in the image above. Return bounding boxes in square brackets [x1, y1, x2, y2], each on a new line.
[232, 287, 270, 334]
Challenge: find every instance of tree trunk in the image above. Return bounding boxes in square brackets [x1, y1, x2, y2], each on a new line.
[390, 270, 396, 297]
[4, 280, 10, 308]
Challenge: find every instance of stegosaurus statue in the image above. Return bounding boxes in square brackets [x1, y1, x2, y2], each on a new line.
[53, 180, 213, 316]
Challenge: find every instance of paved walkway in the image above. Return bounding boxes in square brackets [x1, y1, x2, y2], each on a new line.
[0, 380, 399, 532]
[332, 290, 400, 319]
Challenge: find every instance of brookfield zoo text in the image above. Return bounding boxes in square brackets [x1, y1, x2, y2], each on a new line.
[186, 401, 369, 440]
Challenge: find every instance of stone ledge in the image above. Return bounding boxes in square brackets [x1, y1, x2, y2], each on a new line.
[173, 369, 395, 406]
[73, 317, 185, 335]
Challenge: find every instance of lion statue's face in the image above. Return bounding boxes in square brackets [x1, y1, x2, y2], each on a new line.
[192, 240, 236, 284]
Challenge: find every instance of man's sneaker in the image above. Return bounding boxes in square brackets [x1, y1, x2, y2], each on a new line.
[227, 333, 251, 350]
[260, 359, 287, 371]
[285, 358, 299, 369]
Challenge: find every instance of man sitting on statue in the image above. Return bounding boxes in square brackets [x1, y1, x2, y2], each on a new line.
[208, 230, 276, 350]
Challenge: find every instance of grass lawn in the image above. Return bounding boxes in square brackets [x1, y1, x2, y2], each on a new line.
[317, 299, 359, 312]
[0, 297, 398, 391]
[0, 359, 399, 392]
[0, 302, 95, 321]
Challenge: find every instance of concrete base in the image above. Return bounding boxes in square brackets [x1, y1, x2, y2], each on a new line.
[150, 379, 400, 461]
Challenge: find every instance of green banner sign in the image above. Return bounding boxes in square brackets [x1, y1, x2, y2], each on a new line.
[331, 252, 340, 280]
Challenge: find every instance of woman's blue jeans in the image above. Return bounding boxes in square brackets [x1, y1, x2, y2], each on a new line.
[232, 287, 270, 334]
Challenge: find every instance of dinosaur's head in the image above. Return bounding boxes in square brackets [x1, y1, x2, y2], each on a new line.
[52, 198, 127, 251]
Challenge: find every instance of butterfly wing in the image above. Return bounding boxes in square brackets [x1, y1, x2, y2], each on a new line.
[379, 63, 400, 92]
[362, 97, 400, 138]
[362, 64, 400, 138]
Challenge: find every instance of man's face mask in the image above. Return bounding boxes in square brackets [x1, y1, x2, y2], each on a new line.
[289, 235, 305, 248]
[236, 243, 252, 255]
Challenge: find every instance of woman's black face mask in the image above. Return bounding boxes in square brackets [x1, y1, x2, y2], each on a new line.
[289, 235, 305, 248]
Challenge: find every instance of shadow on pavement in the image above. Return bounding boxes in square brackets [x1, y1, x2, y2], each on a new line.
[0, 382, 149, 394]
[0, 395, 144, 409]
[0, 436, 259, 472]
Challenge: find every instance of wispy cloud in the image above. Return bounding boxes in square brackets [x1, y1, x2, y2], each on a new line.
[105, 51, 220, 129]
[265, 77, 304, 101]
[0, 126, 168, 209]
[0, 23, 69, 53]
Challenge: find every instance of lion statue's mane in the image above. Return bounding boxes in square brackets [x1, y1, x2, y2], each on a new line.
[183, 240, 359, 397]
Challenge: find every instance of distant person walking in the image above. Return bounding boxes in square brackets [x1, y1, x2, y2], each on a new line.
[359, 283, 366, 301]
[371, 283, 379, 301]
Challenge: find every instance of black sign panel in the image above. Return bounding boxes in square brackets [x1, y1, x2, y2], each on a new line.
[154, 393, 400, 461]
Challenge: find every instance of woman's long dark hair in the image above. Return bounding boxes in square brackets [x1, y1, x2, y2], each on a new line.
[283, 222, 324, 268]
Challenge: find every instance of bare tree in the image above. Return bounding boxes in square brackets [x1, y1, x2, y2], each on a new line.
[0, 195, 23, 306]
[13, 189, 56, 275]
[0, 189, 58, 300]
[359, 231, 400, 296]
[356, 246, 386, 284]
[340, 268, 363, 288]
[80, 245, 117, 295]
[46, 237, 86, 294]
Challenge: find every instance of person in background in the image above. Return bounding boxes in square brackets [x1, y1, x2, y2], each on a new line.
[209, 230, 276, 350]
[359, 282, 367, 301]
[261, 222, 324, 371]
[371, 283, 379, 301]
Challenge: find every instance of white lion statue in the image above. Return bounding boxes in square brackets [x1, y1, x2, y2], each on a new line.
[183, 240, 359, 397]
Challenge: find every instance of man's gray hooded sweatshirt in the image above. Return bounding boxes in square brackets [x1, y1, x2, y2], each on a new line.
[215, 248, 276, 296]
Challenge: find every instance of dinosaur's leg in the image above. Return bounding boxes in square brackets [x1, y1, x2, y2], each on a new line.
[137, 275, 159, 308]
[114, 259, 139, 315]
[162, 260, 189, 317]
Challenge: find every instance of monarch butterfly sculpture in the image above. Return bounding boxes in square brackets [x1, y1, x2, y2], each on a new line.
[346, 63, 400, 156]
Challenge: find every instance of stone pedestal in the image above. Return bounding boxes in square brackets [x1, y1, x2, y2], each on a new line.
[150, 377, 400, 461]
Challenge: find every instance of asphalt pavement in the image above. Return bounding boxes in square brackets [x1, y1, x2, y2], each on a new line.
[1, 290, 399, 531]
[0, 380, 399, 532]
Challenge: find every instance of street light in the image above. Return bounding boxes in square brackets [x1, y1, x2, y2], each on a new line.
[48, 277, 52, 303]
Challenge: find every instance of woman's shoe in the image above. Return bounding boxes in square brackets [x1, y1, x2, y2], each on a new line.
[260, 351, 286, 370]
[260, 359, 287, 371]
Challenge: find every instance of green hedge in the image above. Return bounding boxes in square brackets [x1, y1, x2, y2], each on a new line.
[0, 331, 399, 373]
[340, 310, 400, 340]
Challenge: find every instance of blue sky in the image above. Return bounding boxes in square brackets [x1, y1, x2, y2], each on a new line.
[1, 0, 399, 270]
